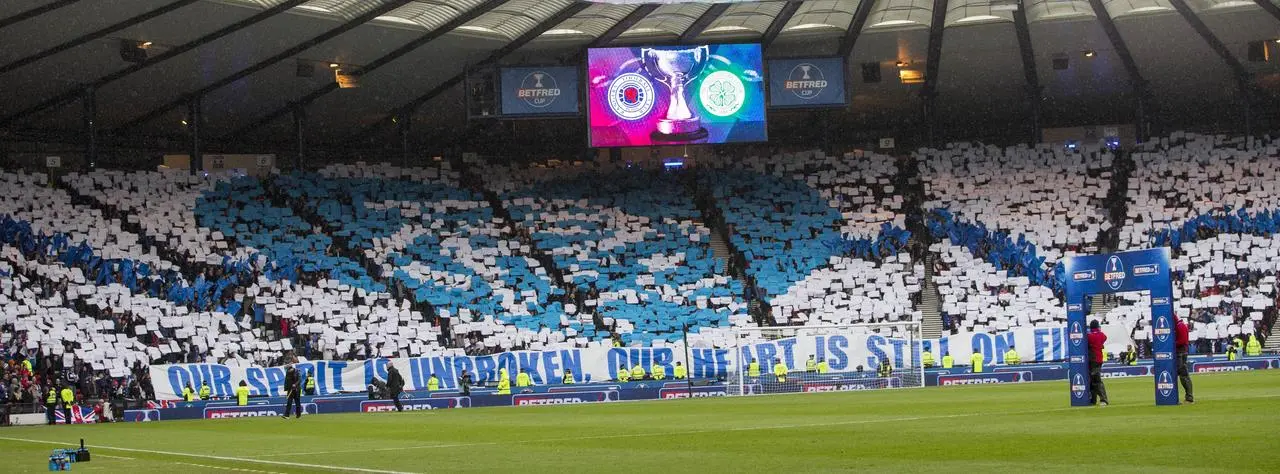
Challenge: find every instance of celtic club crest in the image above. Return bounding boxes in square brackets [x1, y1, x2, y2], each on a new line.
[699, 70, 745, 117]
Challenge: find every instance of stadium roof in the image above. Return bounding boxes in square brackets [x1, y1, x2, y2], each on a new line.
[0, 0, 1277, 148]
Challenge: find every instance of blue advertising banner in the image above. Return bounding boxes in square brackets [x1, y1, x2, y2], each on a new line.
[125, 356, 1278, 423]
[1192, 359, 1274, 373]
[938, 371, 1033, 386]
[662, 382, 767, 398]
[1100, 365, 1152, 378]
[122, 409, 161, 422]
[767, 57, 847, 108]
[511, 390, 620, 406]
[360, 397, 469, 412]
[1062, 248, 1177, 406]
[500, 66, 580, 116]
[660, 385, 731, 399]
[204, 402, 318, 419]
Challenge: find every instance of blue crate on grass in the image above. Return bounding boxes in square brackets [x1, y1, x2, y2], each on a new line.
[50, 440, 91, 464]
[48, 452, 71, 471]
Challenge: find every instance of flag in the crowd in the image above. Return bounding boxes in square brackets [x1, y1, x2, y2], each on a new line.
[54, 405, 97, 424]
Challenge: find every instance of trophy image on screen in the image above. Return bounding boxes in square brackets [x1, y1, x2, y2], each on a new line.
[641, 45, 710, 142]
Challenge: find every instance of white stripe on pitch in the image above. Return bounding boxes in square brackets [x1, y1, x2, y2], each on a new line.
[176, 462, 285, 473]
[0, 436, 416, 474]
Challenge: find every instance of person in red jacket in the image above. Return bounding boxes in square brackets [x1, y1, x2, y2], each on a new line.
[1175, 316, 1194, 403]
[1087, 320, 1109, 406]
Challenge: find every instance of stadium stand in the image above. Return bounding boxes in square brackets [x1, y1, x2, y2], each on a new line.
[696, 150, 919, 330]
[191, 167, 550, 358]
[61, 170, 251, 265]
[482, 158, 750, 349]
[1108, 133, 1280, 354]
[2, 3, 1279, 457]
[919, 142, 1114, 333]
[1, 170, 190, 274]
[930, 240, 1063, 334]
[918, 133, 1278, 356]
[920, 142, 1114, 263]
[2, 132, 1279, 409]
[1123, 133, 1280, 250]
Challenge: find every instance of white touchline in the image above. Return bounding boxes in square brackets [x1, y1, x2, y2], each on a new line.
[0, 436, 418, 474]
[177, 462, 286, 474]
[254, 442, 500, 458]
[96, 454, 136, 460]
[252, 391, 1280, 458]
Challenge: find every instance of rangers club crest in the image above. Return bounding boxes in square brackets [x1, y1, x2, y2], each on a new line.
[607, 72, 655, 120]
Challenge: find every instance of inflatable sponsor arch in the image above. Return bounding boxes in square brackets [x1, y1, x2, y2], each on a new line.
[1062, 248, 1178, 406]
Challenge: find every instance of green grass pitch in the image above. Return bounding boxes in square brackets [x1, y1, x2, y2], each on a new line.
[2, 370, 1277, 473]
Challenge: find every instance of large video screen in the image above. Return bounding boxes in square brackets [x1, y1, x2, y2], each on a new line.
[587, 43, 767, 147]
[500, 66, 580, 116]
[768, 57, 847, 108]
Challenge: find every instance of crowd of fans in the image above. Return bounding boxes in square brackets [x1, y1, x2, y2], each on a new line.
[0, 132, 1277, 417]
[1107, 133, 1280, 355]
[481, 158, 750, 348]
[2, 332, 154, 424]
[920, 133, 1278, 357]
[696, 150, 916, 327]
[919, 141, 1113, 263]
[919, 142, 1113, 332]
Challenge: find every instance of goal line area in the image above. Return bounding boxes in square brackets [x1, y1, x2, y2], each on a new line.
[729, 322, 924, 396]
